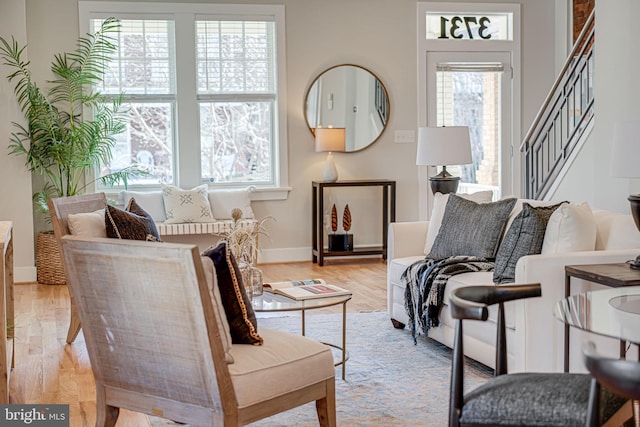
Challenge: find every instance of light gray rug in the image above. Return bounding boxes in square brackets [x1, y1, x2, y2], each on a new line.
[151, 311, 492, 426]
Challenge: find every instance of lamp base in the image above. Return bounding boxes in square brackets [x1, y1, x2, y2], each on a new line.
[322, 152, 339, 182]
[429, 169, 460, 194]
[627, 194, 640, 269]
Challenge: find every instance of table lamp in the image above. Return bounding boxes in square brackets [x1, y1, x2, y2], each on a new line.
[610, 120, 640, 269]
[416, 126, 473, 194]
[315, 127, 346, 182]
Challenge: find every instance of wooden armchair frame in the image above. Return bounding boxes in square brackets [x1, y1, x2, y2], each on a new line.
[48, 193, 108, 343]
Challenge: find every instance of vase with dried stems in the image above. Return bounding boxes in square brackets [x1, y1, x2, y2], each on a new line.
[217, 208, 272, 298]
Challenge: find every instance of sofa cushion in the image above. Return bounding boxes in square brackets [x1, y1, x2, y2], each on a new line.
[229, 328, 334, 407]
[424, 191, 494, 255]
[428, 195, 517, 259]
[105, 199, 162, 241]
[122, 190, 166, 222]
[594, 210, 640, 250]
[442, 272, 516, 331]
[209, 188, 255, 219]
[162, 184, 215, 224]
[541, 202, 596, 253]
[203, 242, 263, 345]
[493, 202, 562, 284]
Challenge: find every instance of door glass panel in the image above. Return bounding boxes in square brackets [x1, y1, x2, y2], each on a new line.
[436, 67, 502, 198]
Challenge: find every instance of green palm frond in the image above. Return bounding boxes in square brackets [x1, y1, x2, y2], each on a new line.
[0, 18, 129, 217]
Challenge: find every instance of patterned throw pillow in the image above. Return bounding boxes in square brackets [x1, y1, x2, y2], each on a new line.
[162, 184, 215, 224]
[493, 202, 563, 284]
[105, 198, 162, 241]
[427, 195, 517, 260]
[203, 242, 263, 345]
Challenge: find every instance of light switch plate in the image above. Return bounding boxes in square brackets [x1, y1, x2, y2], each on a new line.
[394, 130, 415, 143]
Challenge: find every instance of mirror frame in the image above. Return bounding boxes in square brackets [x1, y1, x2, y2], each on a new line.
[304, 64, 390, 153]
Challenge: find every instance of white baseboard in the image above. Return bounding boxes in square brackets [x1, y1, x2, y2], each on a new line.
[15, 266, 37, 284]
[258, 247, 312, 264]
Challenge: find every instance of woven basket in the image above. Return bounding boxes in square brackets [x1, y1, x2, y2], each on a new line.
[36, 231, 66, 285]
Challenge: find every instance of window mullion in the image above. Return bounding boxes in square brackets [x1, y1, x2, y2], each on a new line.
[174, 12, 200, 188]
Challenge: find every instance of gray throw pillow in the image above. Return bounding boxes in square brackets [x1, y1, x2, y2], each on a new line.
[427, 195, 517, 260]
[493, 202, 564, 284]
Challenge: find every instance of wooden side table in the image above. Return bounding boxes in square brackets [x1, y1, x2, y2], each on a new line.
[563, 263, 640, 372]
[0, 221, 14, 403]
[312, 180, 396, 266]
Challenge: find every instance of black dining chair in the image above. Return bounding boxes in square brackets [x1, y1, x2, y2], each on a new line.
[448, 284, 627, 427]
[583, 341, 640, 426]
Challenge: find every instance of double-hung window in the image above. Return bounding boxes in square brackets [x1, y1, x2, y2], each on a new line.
[80, 2, 288, 195]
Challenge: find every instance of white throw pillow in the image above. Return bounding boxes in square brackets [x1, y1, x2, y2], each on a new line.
[122, 190, 166, 222]
[208, 188, 255, 219]
[541, 202, 597, 253]
[162, 184, 215, 224]
[424, 190, 494, 255]
[67, 209, 107, 237]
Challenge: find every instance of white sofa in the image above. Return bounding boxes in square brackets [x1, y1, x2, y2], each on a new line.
[387, 198, 640, 373]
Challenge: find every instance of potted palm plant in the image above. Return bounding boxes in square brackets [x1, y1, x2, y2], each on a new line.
[0, 18, 141, 284]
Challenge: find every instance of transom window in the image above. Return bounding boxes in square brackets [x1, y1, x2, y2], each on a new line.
[81, 2, 287, 192]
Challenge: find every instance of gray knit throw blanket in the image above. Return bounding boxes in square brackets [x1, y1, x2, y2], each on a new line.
[402, 256, 495, 342]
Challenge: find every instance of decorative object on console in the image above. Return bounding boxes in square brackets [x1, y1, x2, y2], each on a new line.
[416, 126, 472, 194]
[610, 120, 640, 269]
[315, 127, 346, 182]
[329, 204, 354, 252]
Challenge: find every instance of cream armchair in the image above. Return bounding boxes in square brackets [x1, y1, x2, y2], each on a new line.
[61, 235, 337, 426]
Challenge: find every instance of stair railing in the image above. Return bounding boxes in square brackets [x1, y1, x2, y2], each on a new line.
[520, 11, 595, 199]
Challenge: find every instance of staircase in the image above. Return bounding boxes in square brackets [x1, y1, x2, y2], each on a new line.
[520, 11, 595, 200]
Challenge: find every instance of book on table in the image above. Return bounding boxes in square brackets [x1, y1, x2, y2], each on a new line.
[263, 278, 352, 300]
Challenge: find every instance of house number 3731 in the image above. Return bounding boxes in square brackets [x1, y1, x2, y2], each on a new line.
[439, 16, 492, 39]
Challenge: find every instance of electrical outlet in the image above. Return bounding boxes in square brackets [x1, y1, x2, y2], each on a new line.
[394, 130, 415, 143]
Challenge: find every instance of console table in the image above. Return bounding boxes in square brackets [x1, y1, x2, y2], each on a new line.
[0, 221, 14, 403]
[312, 180, 396, 266]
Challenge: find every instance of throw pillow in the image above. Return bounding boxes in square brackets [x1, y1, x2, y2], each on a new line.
[541, 202, 597, 253]
[105, 198, 162, 241]
[122, 190, 166, 222]
[208, 188, 255, 219]
[162, 184, 215, 224]
[203, 242, 263, 345]
[427, 195, 517, 260]
[200, 256, 234, 363]
[493, 202, 563, 284]
[424, 191, 494, 255]
[67, 209, 107, 237]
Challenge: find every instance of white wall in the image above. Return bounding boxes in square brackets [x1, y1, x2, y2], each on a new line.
[2, 0, 559, 271]
[552, 0, 640, 214]
[0, 0, 36, 282]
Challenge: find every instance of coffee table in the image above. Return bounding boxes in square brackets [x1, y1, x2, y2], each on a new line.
[252, 291, 351, 380]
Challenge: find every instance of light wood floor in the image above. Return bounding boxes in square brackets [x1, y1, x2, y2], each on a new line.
[9, 259, 388, 426]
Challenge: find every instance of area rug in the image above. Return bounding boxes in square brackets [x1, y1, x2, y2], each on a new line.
[150, 311, 492, 427]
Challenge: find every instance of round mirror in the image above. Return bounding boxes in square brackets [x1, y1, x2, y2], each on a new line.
[304, 64, 390, 152]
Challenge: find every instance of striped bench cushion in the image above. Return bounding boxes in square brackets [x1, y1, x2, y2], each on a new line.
[156, 219, 258, 236]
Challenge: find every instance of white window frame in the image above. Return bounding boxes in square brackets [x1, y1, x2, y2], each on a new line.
[79, 2, 290, 201]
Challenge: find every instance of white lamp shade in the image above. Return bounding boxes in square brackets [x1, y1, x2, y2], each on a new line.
[610, 121, 640, 178]
[416, 126, 473, 166]
[315, 127, 346, 152]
